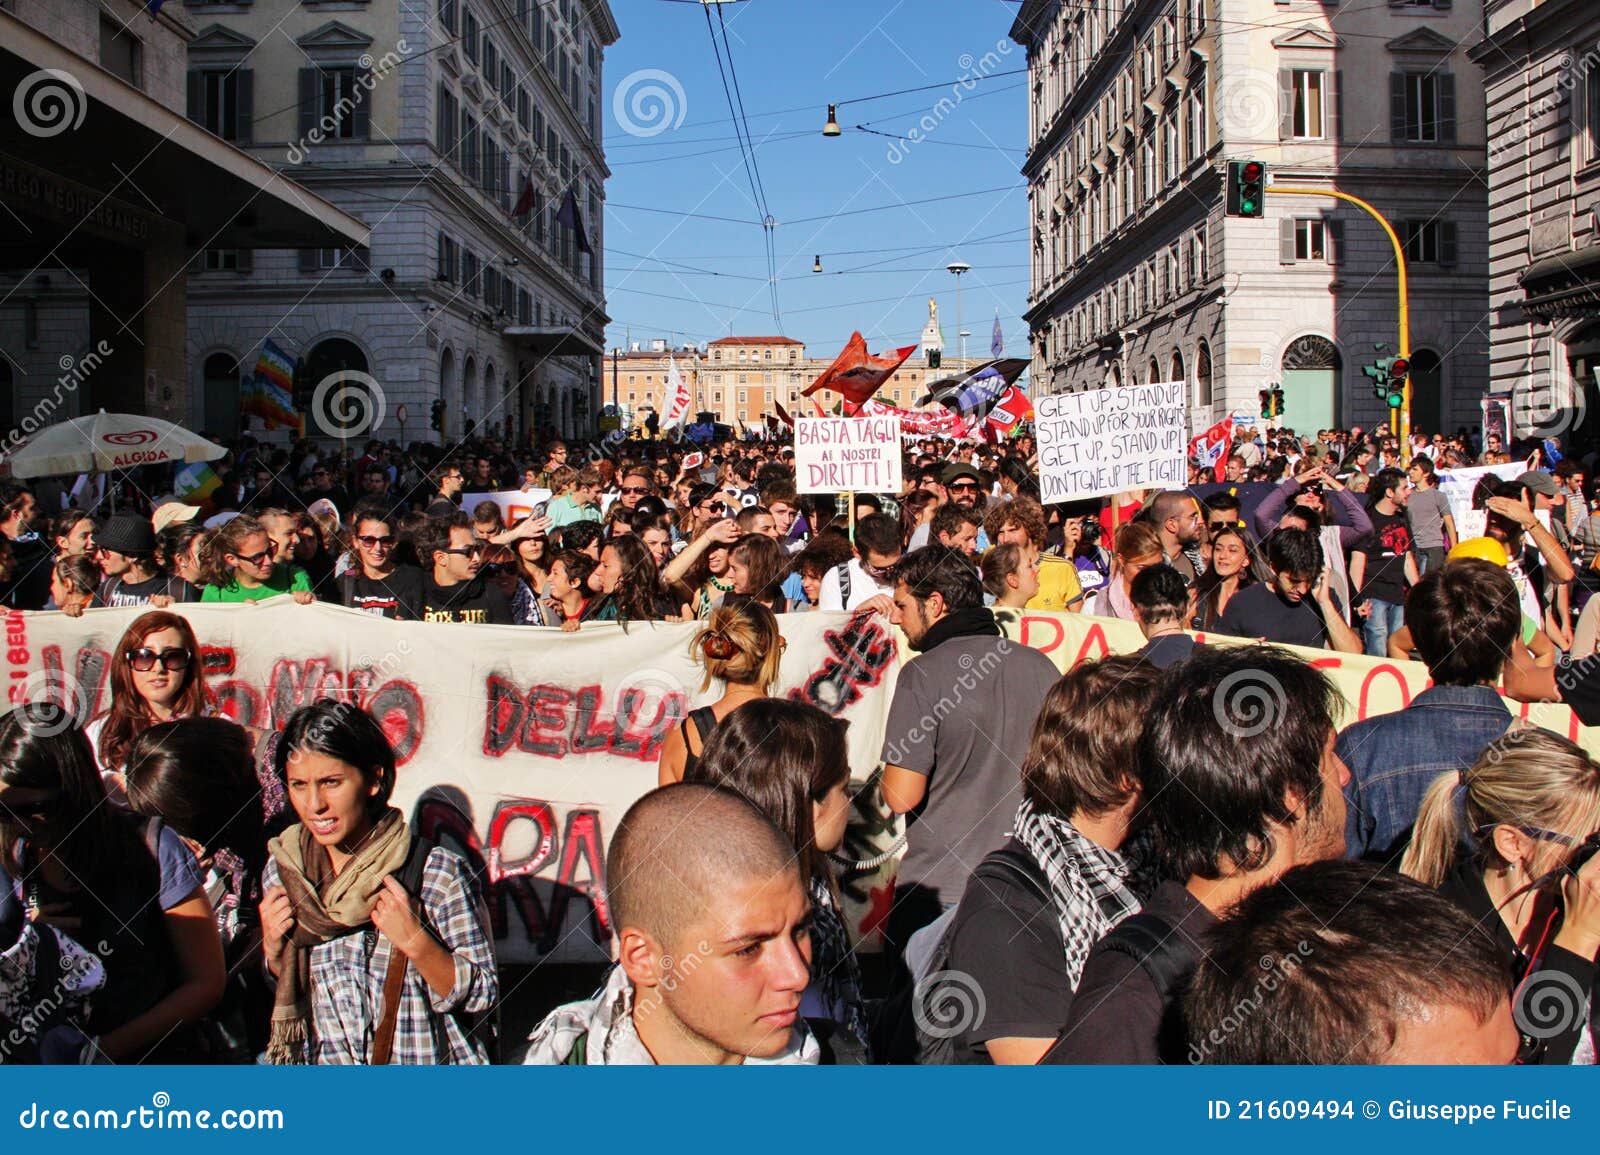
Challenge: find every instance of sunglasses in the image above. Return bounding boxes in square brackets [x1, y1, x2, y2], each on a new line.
[620, 486, 650, 495]
[948, 482, 979, 492]
[440, 545, 485, 557]
[127, 646, 192, 673]
[356, 534, 396, 549]
[233, 549, 273, 567]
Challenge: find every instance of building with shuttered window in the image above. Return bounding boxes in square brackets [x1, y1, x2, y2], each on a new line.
[1012, 0, 1488, 436]
[182, 0, 616, 443]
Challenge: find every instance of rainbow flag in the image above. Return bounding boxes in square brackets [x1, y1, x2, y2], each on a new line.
[173, 462, 221, 509]
[242, 339, 302, 432]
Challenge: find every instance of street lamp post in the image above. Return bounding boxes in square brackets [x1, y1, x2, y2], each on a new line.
[947, 260, 970, 365]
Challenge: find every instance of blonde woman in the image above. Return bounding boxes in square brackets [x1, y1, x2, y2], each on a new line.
[656, 599, 784, 786]
[1085, 521, 1163, 620]
[1401, 727, 1600, 1064]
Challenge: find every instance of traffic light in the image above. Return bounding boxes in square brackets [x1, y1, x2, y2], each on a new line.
[1271, 386, 1284, 419]
[1259, 388, 1271, 419]
[430, 397, 444, 432]
[1226, 159, 1266, 218]
[1363, 357, 1394, 401]
[1386, 356, 1409, 410]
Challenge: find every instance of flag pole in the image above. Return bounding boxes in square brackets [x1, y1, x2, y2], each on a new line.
[847, 491, 856, 545]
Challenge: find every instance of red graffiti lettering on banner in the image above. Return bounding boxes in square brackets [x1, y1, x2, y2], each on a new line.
[1357, 664, 1414, 719]
[1018, 615, 1064, 655]
[482, 675, 684, 761]
[35, 644, 109, 720]
[6, 610, 28, 695]
[1070, 623, 1111, 667]
[416, 796, 610, 953]
[793, 614, 895, 715]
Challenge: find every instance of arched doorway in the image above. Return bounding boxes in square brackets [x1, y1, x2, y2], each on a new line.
[201, 353, 240, 438]
[438, 348, 455, 442]
[1280, 335, 1341, 433]
[1106, 364, 1123, 390]
[1407, 349, 1444, 435]
[296, 339, 371, 440]
[1195, 340, 1213, 407]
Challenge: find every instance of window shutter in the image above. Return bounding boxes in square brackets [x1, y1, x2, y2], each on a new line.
[1280, 219, 1297, 265]
[1326, 219, 1343, 266]
[298, 68, 317, 137]
[352, 70, 372, 139]
[186, 70, 203, 124]
[235, 70, 253, 143]
[1326, 71, 1341, 143]
[1390, 72, 1407, 141]
[1279, 69, 1294, 139]
[299, 248, 318, 273]
[237, 248, 254, 275]
[437, 232, 448, 279]
[1440, 221, 1459, 267]
[1439, 73, 1456, 143]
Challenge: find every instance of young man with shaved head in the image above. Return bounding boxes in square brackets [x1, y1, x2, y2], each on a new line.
[523, 784, 821, 1065]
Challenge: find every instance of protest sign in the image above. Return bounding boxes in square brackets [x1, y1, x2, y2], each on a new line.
[462, 488, 552, 524]
[1434, 463, 1523, 530]
[10, 602, 1595, 961]
[1034, 381, 1186, 503]
[795, 415, 903, 493]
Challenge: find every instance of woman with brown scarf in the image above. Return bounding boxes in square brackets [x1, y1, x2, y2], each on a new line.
[258, 701, 497, 1064]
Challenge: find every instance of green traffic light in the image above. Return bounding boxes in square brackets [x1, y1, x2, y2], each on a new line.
[1241, 198, 1257, 214]
[1386, 392, 1403, 408]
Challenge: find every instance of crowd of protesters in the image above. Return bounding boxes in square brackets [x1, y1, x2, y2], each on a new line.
[1, 416, 1600, 1066]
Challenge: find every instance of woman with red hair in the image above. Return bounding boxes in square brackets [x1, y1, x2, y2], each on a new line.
[85, 610, 210, 797]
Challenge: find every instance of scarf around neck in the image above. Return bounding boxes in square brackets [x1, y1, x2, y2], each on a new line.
[911, 605, 1000, 653]
[1012, 798, 1142, 990]
[264, 807, 411, 1064]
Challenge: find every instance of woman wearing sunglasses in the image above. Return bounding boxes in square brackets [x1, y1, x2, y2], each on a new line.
[198, 515, 315, 605]
[84, 611, 210, 796]
[338, 501, 425, 620]
[1402, 726, 1600, 1064]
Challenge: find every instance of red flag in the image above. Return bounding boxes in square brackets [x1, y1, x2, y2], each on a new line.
[810, 397, 828, 418]
[983, 385, 1033, 440]
[801, 331, 918, 408]
[511, 178, 536, 218]
[773, 397, 794, 428]
[1187, 418, 1235, 482]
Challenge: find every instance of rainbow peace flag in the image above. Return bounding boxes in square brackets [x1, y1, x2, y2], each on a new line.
[173, 462, 221, 508]
[242, 339, 302, 432]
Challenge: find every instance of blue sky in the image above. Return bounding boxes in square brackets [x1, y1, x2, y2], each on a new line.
[599, 0, 1030, 361]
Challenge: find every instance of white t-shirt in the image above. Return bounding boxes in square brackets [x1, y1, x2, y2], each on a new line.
[817, 558, 893, 612]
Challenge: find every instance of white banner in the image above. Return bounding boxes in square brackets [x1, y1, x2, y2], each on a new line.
[794, 415, 903, 494]
[1034, 381, 1187, 503]
[3, 603, 903, 963]
[1434, 463, 1526, 532]
[461, 489, 552, 524]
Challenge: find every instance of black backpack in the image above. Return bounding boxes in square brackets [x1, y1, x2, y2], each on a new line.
[1093, 911, 1198, 1064]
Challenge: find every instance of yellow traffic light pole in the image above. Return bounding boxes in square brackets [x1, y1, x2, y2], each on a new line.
[1267, 186, 1411, 464]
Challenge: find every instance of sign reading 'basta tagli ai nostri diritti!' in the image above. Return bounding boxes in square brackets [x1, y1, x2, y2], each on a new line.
[794, 415, 903, 494]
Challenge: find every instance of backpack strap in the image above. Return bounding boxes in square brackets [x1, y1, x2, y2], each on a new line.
[1096, 912, 1195, 1003]
[972, 842, 1051, 906]
[837, 563, 852, 606]
[371, 834, 436, 1066]
[340, 571, 357, 608]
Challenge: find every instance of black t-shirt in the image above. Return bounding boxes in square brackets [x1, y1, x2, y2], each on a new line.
[1213, 581, 1335, 648]
[342, 565, 426, 620]
[1138, 633, 1200, 669]
[1, 533, 52, 610]
[942, 841, 1071, 1062]
[97, 572, 200, 608]
[1354, 508, 1411, 605]
[423, 575, 512, 624]
[423, 496, 459, 520]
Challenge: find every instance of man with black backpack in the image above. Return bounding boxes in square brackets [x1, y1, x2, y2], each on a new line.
[1041, 645, 1350, 1064]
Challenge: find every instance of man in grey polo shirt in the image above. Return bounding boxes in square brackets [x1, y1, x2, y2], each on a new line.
[1405, 455, 1455, 574]
[878, 545, 1060, 955]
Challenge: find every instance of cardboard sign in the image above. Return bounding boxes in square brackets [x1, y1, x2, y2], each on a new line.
[795, 415, 903, 494]
[1034, 382, 1187, 503]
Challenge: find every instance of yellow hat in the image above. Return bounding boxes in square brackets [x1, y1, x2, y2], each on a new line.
[1447, 537, 1510, 567]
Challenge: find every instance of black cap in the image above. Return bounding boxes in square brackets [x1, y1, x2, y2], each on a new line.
[93, 513, 157, 556]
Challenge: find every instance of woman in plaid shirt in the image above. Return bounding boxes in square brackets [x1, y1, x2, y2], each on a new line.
[259, 701, 497, 1064]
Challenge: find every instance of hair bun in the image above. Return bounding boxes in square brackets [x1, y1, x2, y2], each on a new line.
[701, 631, 738, 661]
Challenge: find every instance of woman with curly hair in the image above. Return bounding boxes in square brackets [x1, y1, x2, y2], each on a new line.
[657, 599, 783, 785]
[580, 534, 677, 628]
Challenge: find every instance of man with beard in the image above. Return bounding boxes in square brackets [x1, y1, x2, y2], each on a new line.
[0, 482, 50, 610]
[418, 513, 512, 623]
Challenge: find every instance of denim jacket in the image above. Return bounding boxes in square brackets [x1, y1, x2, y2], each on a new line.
[1337, 685, 1512, 862]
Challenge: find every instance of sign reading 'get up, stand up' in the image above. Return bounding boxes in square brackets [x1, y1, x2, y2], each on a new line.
[1034, 381, 1187, 503]
[795, 415, 903, 493]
